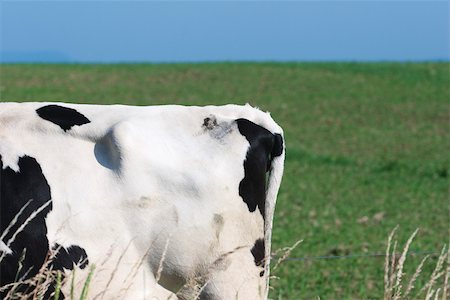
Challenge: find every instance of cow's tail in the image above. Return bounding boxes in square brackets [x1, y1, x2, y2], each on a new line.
[263, 129, 285, 297]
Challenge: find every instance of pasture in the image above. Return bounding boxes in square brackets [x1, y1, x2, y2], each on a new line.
[1, 63, 448, 298]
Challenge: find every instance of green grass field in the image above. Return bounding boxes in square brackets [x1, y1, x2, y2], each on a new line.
[1, 63, 448, 299]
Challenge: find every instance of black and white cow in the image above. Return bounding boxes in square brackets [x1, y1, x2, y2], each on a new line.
[0, 102, 285, 299]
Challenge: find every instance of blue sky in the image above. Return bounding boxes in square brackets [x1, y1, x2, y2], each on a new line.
[1, 1, 448, 63]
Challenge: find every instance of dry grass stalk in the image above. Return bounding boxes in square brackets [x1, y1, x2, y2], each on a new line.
[2, 239, 59, 299]
[176, 275, 207, 300]
[403, 254, 429, 298]
[1, 231, 95, 300]
[156, 236, 171, 283]
[442, 247, 449, 300]
[431, 288, 441, 300]
[119, 233, 169, 297]
[392, 228, 419, 299]
[385, 239, 398, 299]
[0, 199, 32, 242]
[1, 264, 95, 300]
[421, 245, 448, 298]
[176, 244, 268, 300]
[384, 227, 419, 300]
[384, 227, 449, 300]
[384, 226, 399, 297]
[272, 239, 303, 270]
[0, 200, 51, 263]
[93, 239, 134, 300]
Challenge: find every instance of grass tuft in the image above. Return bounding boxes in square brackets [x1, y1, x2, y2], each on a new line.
[383, 228, 449, 300]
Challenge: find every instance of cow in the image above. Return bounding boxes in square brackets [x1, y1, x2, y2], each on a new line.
[0, 102, 285, 299]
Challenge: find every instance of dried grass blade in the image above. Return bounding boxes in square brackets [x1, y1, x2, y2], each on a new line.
[392, 228, 419, 300]
[404, 254, 429, 298]
[384, 226, 398, 299]
[421, 245, 447, 296]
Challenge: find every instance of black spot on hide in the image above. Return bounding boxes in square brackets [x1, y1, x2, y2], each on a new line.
[236, 118, 283, 219]
[251, 238, 265, 268]
[36, 104, 90, 132]
[51, 244, 89, 271]
[1, 155, 53, 297]
[0, 155, 89, 299]
[272, 133, 284, 158]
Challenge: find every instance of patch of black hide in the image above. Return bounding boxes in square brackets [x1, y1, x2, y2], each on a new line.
[36, 105, 90, 132]
[0, 155, 53, 297]
[51, 244, 89, 270]
[272, 133, 284, 158]
[236, 119, 283, 219]
[0, 155, 89, 299]
[251, 238, 265, 267]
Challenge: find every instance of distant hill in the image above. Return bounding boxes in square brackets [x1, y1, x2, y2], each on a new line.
[0, 51, 71, 63]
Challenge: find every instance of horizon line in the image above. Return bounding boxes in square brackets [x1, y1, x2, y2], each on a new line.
[1, 59, 449, 65]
